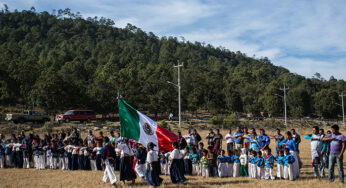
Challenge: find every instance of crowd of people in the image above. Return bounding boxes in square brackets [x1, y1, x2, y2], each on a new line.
[0, 125, 345, 187]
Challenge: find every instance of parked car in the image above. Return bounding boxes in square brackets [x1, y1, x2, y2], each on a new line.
[55, 110, 96, 123]
[5, 110, 50, 124]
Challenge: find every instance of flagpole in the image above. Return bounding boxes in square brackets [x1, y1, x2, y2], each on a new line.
[117, 90, 120, 135]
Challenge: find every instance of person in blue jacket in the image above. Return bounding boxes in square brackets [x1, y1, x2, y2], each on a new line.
[255, 151, 264, 179]
[275, 150, 285, 179]
[264, 148, 275, 180]
[283, 148, 295, 181]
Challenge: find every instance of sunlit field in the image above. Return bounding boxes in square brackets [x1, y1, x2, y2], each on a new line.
[0, 127, 345, 188]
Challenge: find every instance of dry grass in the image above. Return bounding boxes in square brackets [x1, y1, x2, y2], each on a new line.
[0, 127, 346, 188]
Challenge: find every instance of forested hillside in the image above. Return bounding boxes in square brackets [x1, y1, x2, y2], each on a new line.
[0, 7, 345, 118]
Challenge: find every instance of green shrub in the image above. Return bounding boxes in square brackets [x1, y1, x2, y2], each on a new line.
[159, 120, 168, 129]
[224, 113, 238, 126]
[209, 116, 224, 125]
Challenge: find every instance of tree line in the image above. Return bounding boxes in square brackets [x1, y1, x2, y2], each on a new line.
[0, 7, 345, 119]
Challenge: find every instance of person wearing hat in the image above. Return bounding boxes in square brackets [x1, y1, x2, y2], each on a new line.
[146, 142, 163, 187]
[169, 142, 187, 184]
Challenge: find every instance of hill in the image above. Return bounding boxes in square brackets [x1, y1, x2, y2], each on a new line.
[0, 7, 345, 118]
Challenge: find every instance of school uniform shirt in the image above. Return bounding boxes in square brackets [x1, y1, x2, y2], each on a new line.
[227, 155, 234, 163]
[245, 139, 260, 152]
[64, 145, 74, 153]
[256, 157, 264, 167]
[265, 154, 275, 168]
[147, 150, 159, 163]
[248, 156, 253, 164]
[283, 154, 295, 166]
[279, 139, 297, 152]
[13, 143, 22, 151]
[217, 155, 227, 163]
[118, 144, 134, 158]
[83, 147, 89, 156]
[93, 147, 102, 155]
[181, 150, 190, 160]
[276, 156, 284, 165]
[189, 153, 199, 164]
[239, 154, 247, 165]
[233, 155, 240, 163]
[169, 149, 182, 160]
[225, 134, 235, 144]
[72, 146, 79, 155]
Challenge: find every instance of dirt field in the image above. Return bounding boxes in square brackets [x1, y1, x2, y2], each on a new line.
[0, 127, 345, 188]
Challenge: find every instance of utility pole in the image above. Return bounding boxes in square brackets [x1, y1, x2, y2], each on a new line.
[167, 61, 183, 128]
[280, 83, 289, 126]
[340, 92, 346, 126]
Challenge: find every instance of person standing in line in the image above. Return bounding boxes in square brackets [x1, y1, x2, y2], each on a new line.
[239, 148, 248, 177]
[291, 129, 302, 168]
[304, 126, 323, 178]
[206, 129, 216, 147]
[319, 128, 328, 177]
[213, 129, 223, 152]
[84, 130, 95, 147]
[109, 131, 117, 144]
[283, 148, 295, 181]
[183, 129, 195, 148]
[272, 129, 284, 156]
[169, 142, 187, 184]
[207, 145, 218, 177]
[192, 129, 201, 146]
[258, 129, 270, 152]
[225, 129, 234, 153]
[146, 142, 163, 187]
[233, 127, 244, 150]
[323, 124, 345, 184]
[279, 131, 300, 180]
[275, 150, 285, 179]
[177, 132, 187, 149]
[264, 148, 275, 180]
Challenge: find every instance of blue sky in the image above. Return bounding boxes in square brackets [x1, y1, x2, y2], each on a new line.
[1, 0, 345, 80]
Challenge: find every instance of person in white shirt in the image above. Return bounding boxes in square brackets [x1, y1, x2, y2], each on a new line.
[184, 129, 196, 147]
[145, 142, 163, 187]
[118, 138, 136, 185]
[304, 126, 323, 177]
[169, 142, 187, 184]
[225, 129, 235, 153]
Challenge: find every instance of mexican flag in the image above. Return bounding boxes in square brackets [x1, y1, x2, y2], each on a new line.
[118, 98, 178, 151]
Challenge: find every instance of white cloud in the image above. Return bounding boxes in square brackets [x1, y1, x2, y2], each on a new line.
[276, 57, 346, 80]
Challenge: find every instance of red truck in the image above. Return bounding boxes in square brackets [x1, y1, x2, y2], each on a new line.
[55, 110, 96, 123]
